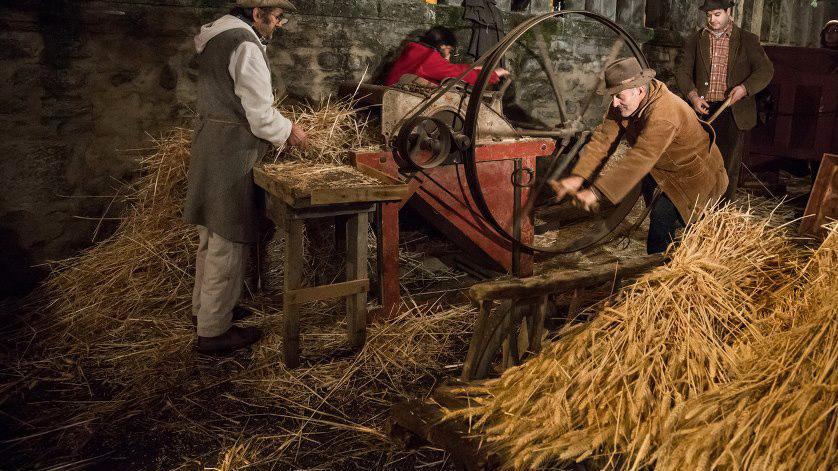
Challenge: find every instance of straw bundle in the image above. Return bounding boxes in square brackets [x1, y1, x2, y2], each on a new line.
[273, 96, 380, 165]
[444, 206, 803, 470]
[656, 223, 837, 471]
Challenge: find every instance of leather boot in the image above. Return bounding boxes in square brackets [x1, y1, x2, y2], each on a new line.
[197, 325, 262, 354]
[192, 305, 254, 327]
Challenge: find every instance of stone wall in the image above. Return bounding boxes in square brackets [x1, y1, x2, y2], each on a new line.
[0, 0, 833, 296]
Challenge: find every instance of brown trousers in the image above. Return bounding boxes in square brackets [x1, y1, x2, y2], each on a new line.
[708, 102, 748, 200]
[192, 226, 247, 337]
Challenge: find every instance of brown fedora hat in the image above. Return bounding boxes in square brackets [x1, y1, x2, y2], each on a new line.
[699, 0, 735, 12]
[599, 57, 656, 96]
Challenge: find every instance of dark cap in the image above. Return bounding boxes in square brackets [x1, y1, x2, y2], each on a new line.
[699, 0, 735, 12]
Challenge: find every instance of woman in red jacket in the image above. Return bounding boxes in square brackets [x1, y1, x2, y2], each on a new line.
[385, 26, 508, 86]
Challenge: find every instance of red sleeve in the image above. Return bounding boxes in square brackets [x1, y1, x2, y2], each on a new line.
[417, 52, 499, 85]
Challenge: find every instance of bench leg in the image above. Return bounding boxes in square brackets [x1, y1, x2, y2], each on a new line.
[346, 212, 368, 348]
[283, 217, 304, 368]
[377, 202, 400, 319]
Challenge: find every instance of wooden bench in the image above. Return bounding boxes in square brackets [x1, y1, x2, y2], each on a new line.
[254, 163, 410, 368]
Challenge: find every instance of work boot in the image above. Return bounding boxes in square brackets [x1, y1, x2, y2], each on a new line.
[191, 305, 254, 327]
[197, 325, 262, 354]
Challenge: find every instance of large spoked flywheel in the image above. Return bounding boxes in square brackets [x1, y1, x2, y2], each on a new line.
[463, 10, 650, 255]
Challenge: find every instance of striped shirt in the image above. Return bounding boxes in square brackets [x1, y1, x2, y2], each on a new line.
[705, 21, 733, 102]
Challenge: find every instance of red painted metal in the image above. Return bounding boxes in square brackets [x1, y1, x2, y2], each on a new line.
[353, 139, 554, 302]
[747, 46, 838, 167]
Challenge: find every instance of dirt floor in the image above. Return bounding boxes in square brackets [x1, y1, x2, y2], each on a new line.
[0, 172, 811, 470]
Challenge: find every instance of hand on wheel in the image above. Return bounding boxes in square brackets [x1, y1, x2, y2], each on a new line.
[549, 175, 584, 202]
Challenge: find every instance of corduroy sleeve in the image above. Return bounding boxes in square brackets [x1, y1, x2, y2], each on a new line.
[594, 117, 677, 204]
[571, 111, 622, 181]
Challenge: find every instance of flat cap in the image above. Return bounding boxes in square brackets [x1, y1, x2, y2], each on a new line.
[236, 0, 297, 12]
[699, 0, 735, 12]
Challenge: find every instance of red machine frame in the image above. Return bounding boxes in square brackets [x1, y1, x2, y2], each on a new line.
[353, 139, 555, 317]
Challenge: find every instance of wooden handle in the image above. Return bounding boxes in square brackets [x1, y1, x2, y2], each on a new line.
[707, 95, 734, 124]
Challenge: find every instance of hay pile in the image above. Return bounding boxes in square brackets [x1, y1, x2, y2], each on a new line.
[273, 96, 381, 165]
[444, 206, 804, 470]
[6, 129, 197, 432]
[656, 223, 837, 471]
[1, 100, 467, 469]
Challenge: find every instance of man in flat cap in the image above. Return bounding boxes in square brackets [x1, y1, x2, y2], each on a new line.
[675, 0, 773, 200]
[550, 58, 728, 254]
[184, 0, 307, 354]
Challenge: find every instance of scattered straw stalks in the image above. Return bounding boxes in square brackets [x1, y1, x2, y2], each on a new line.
[656, 222, 837, 471]
[2, 99, 468, 469]
[443, 205, 805, 470]
[272, 96, 381, 165]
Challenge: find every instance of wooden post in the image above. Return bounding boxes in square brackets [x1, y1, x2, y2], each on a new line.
[346, 211, 368, 348]
[462, 300, 494, 381]
[282, 215, 304, 368]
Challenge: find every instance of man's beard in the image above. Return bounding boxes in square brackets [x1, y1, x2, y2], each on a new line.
[254, 21, 274, 43]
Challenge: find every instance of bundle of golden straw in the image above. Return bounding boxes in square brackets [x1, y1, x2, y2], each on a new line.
[656, 222, 837, 471]
[273, 96, 380, 165]
[444, 206, 803, 470]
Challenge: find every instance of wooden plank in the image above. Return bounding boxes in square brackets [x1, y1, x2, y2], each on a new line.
[389, 399, 498, 471]
[282, 216, 305, 369]
[254, 167, 306, 207]
[290, 203, 375, 220]
[310, 184, 411, 205]
[461, 300, 494, 381]
[800, 153, 838, 239]
[285, 279, 369, 305]
[355, 162, 408, 185]
[346, 212, 368, 348]
[469, 254, 666, 302]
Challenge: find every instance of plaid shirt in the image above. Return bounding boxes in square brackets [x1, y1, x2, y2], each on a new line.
[705, 21, 733, 102]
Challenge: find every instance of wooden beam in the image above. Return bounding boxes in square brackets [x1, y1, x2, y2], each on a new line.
[310, 185, 411, 205]
[282, 216, 305, 369]
[389, 399, 498, 471]
[469, 254, 666, 302]
[290, 203, 375, 220]
[346, 211, 368, 348]
[254, 167, 304, 207]
[285, 279, 369, 305]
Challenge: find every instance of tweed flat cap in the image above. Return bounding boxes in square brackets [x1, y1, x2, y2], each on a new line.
[236, 0, 297, 12]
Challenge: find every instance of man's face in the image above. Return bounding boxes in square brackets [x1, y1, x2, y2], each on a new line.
[612, 86, 645, 117]
[253, 7, 286, 41]
[706, 8, 732, 32]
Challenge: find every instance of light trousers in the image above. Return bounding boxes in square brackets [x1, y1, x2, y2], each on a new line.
[192, 226, 247, 337]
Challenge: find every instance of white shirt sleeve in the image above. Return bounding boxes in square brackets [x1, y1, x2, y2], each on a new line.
[228, 41, 292, 148]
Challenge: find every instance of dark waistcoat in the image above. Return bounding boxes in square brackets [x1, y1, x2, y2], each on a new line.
[184, 27, 269, 244]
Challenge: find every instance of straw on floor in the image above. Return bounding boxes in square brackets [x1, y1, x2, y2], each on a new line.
[1, 100, 467, 470]
[443, 205, 805, 470]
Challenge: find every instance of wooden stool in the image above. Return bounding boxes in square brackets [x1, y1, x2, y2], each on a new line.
[254, 164, 409, 368]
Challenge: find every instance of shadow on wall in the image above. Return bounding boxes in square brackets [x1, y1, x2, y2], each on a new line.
[0, 225, 43, 299]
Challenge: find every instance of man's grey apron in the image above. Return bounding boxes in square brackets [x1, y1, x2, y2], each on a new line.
[184, 28, 271, 244]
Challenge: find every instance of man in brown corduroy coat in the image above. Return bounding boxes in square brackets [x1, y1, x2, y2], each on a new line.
[551, 58, 728, 254]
